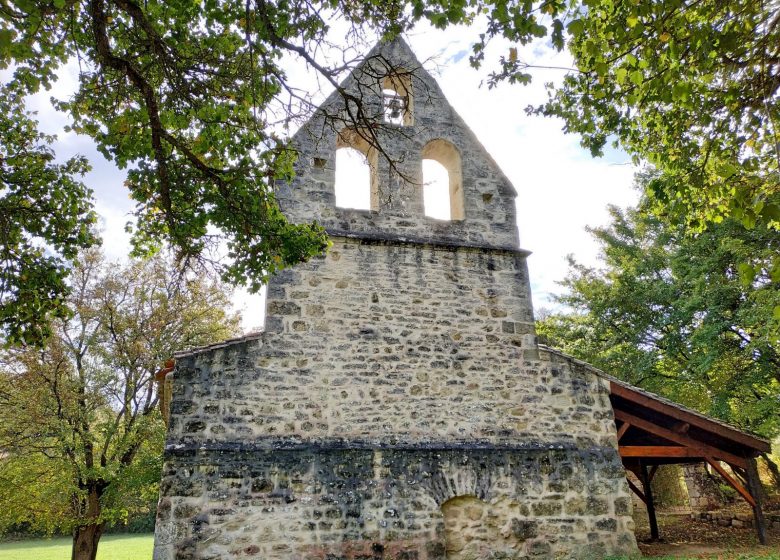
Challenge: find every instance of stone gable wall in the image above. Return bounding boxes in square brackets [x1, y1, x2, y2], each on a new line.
[275, 39, 519, 250]
[153, 238, 638, 559]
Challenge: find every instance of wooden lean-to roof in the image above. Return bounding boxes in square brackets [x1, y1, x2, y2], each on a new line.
[539, 345, 772, 543]
[609, 376, 770, 469]
[538, 345, 770, 466]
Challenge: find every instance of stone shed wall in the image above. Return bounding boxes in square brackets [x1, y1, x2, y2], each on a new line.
[153, 238, 638, 559]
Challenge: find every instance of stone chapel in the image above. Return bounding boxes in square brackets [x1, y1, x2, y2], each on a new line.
[153, 37, 639, 559]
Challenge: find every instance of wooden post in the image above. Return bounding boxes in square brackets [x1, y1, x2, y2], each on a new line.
[641, 461, 660, 541]
[745, 458, 767, 545]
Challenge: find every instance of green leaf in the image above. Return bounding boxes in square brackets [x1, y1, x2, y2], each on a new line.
[672, 82, 690, 101]
[770, 257, 780, 283]
[737, 262, 756, 287]
[567, 19, 584, 36]
[760, 204, 780, 222]
[0, 29, 13, 57]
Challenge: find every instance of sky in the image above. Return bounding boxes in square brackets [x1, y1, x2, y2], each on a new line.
[22, 20, 640, 332]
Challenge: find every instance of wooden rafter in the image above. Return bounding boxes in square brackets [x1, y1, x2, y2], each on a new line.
[617, 421, 631, 441]
[614, 409, 747, 468]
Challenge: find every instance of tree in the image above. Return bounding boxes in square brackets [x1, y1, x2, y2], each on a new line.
[527, 0, 780, 234]
[0, 91, 97, 346]
[0, 249, 241, 560]
[449, 0, 780, 236]
[537, 178, 780, 440]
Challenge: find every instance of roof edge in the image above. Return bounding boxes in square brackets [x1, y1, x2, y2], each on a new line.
[173, 331, 265, 359]
[538, 344, 771, 451]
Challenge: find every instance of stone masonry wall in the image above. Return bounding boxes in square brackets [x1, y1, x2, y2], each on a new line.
[153, 239, 638, 559]
[154, 36, 639, 560]
[165, 238, 617, 448]
[155, 445, 634, 560]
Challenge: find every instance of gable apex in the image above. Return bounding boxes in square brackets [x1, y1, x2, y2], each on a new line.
[279, 36, 522, 252]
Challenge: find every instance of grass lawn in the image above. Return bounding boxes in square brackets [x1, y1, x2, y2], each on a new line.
[0, 534, 153, 560]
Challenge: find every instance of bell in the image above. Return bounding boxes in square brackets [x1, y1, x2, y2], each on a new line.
[389, 97, 403, 120]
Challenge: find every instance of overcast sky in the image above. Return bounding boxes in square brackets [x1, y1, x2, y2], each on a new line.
[23, 20, 639, 332]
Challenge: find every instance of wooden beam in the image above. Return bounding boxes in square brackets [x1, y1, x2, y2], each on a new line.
[620, 446, 700, 458]
[617, 421, 631, 441]
[610, 382, 770, 453]
[673, 421, 690, 434]
[649, 465, 659, 482]
[705, 458, 756, 507]
[626, 477, 647, 504]
[745, 459, 768, 545]
[613, 408, 748, 468]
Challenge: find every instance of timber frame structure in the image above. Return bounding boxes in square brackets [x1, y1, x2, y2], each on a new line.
[538, 345, 772, 544]
[610, 376, 771, 543]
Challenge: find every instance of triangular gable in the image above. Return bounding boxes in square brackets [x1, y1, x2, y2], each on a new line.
[277, 36, 523, 252]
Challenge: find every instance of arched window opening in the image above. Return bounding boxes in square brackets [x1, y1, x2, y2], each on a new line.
[382, 73, 413, 126]
[422, 159, 451, 220]
[334, 128, 378, 211]
[422, 139, 464, 221]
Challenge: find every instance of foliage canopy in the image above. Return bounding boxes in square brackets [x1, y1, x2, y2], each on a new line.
[0, 250, 240, 559]
[538, 175, 780, 439]
[533, 0, 780, 234]
[1, 0, 778, 344]
[0, 92, 96, 345]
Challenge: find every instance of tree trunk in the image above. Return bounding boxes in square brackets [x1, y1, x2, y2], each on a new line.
[71, 485, 105, 560]
[72, 522, 104, 560]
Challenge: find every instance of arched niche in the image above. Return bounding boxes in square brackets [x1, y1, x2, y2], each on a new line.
[381, 72, 414, 126]
[334, 128, 379, 211]
[441, 495, 534, 560]
[422, 139, 465, 221]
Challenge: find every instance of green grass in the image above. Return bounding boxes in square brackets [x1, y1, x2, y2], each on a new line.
[0, 534, 153, 560]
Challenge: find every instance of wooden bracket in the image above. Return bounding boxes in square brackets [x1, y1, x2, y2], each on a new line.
[626, 477, 647, 504]
[705, 457, 756, 507]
